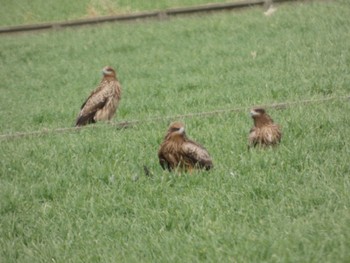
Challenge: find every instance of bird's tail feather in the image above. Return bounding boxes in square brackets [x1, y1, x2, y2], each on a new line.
[75, 112, 96, 126]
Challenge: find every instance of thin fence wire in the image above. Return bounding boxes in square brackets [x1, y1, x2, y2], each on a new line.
[1, 95, 349, 141]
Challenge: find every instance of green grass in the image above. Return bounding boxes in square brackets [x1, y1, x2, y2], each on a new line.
[0, 0, 239, 27]
[1, 0, 350, 262]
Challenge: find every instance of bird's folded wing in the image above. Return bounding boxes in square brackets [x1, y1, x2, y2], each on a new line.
[182, 141, 212, 165]
[79, 82, 115, 114]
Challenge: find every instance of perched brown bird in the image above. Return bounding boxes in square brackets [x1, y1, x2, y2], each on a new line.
[75, 66, 122, 126]
[248, 108, 282, 148]
[158, 122, 213, 172]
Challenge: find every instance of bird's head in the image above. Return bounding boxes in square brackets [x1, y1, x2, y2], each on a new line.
[102, 66, 116, 78]
[250, 108, 266, 118]
[250, 108, 274, 126]
[165, 122, 186, 140]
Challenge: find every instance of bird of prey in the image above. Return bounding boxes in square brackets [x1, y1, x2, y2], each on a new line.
[158, 122, 213, 172]
[75, 66, 122, 126]
[248, 108, 282, 148]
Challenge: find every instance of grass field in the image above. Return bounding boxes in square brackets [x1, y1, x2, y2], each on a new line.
[1, 0, 350, 262]
[0, 0, 240, 27]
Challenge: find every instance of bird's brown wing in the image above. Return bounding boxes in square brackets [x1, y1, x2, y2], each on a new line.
[158, 145, 178, 171]
[182, 140, 213, 170]
[76, 81, 115, 126]
[248, 125, 282, 148]
[270, 124, 282, 144]
[158, 151, 171, 171]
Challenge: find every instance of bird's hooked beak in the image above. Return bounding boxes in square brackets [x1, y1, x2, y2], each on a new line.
[178, 127, 185, 135]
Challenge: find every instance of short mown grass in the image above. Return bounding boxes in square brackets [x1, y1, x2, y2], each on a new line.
[1, 1, 350, 262]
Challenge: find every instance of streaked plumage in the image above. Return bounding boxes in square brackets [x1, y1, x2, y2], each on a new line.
[75, 66, 122, 126]
[248, 108, 282, 148]
[158, 122, 213, 172]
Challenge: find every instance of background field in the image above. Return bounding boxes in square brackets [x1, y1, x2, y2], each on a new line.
[1, 0, 350, 262]
[0, 0, 240, 27]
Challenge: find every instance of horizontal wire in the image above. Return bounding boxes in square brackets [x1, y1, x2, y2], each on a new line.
[0, 95, 349, 141]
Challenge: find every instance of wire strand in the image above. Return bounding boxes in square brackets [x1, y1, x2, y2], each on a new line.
[1, 95, 349, 141]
